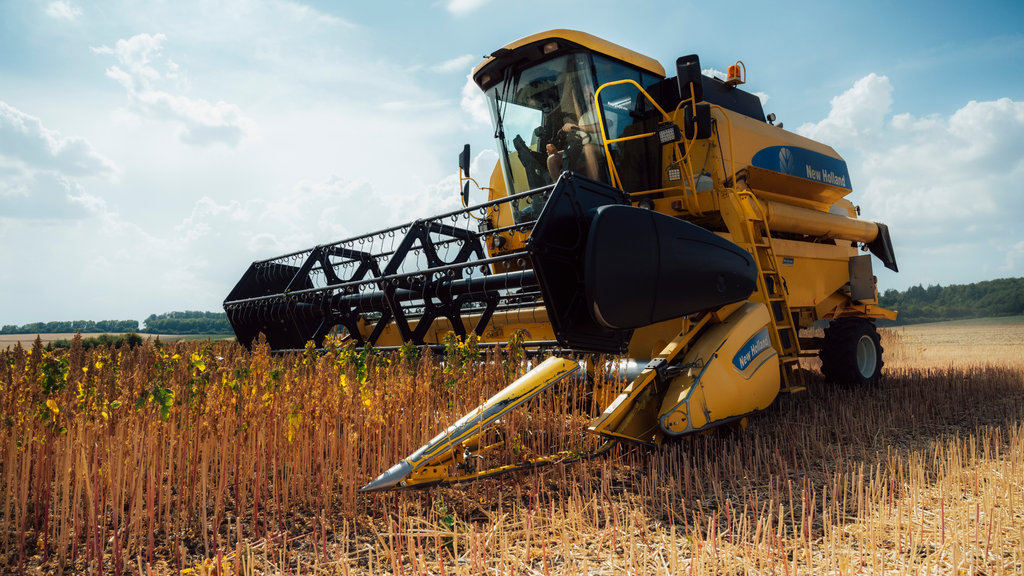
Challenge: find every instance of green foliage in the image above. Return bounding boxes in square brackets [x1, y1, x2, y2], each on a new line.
[503, 329, 528, 380]
[183, 350, 212, 412]
[0, 310, 231, 336]
[399, 341, 419, 375]
[433, 498, 458, 556]
[47, 333, 144, 351]
[333, 342, 374, 387]
[434, 498, 456, 531]
[1, 319, 139, 334]
[879, 277, 1024, 324]
[443, 332, 479, 390]
[142, 311, 231, 334]
[136, 350, 177, 422]
[36, 351, 69, 433]
[38, 352, 69, 396]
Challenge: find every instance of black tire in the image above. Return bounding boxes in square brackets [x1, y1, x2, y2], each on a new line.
[819, 318, 883, 384]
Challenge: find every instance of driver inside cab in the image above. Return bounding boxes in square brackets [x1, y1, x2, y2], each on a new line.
[544, 82, 602, 182]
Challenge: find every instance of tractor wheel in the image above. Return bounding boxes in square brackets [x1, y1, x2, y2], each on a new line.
[819, 318, 884, 385]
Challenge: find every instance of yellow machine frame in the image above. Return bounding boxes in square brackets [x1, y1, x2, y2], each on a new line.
[351, 29, 900, 491]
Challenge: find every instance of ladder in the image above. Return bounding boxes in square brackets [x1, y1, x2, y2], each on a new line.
[720, 190, 805, 393]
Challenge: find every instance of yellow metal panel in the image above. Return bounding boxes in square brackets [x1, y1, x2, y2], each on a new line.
[472, 29, 665, 80]
[770, 238, 857, 309]
[659, 302, 780, 436]
[831, 198, 858, 218]
[746, 168, 849, 209]
[714, 112, 853, 207]
[487, 161, 507, 204]
[626, 317, 692, 359]
[814, 292, 847, 320]
[589, 315, 713, 442]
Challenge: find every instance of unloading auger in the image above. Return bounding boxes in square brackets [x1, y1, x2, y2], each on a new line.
[224, 30, 901, 492]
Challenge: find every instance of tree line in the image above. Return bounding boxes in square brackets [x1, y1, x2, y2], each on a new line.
[1, 311, 232, 335]
[143, 311, 233, 334]
[878, 277, 1024, 324]
[0, 320, 140, 335]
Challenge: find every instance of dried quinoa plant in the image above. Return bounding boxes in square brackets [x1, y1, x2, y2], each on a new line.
[1, 326, 1022, 574]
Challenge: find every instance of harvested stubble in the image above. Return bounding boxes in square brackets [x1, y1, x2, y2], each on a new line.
[2, 329, 1023, 575]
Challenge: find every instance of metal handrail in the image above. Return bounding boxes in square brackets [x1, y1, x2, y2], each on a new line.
[592, 79, 702, 214]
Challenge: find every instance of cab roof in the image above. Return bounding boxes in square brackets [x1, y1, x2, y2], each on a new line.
[472, 30, 665, 90]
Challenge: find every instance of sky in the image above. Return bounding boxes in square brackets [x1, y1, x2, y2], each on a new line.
[1, 0, 1022, 326]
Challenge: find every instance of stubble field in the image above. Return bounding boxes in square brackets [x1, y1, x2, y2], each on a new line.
[2, 319, 1023, 575]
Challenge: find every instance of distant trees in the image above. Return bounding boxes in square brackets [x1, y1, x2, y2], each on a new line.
[46, 333, 145, 351]
[879, 277, 1024, 324]
[1, 311, 233, 335]
[142, 311, 232, 334]
[0, 320, 139, 334]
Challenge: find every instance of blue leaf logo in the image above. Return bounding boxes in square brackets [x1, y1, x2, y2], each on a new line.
[779, 147, 795, 175]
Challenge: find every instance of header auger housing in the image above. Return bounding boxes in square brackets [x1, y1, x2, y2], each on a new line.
[223, 29, 900, 492]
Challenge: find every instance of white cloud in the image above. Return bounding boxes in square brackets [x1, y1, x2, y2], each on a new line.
[461, 73, 490, 127]
[0, 102, 118, 178]
[1003, 240, 1024, 273]
[94, 33, 258, 147]
[178, 163, 498, 261]
[469, 149, 499, 182]
[446, 0, 492, 16]
[176, 176, 392, 257]
[702, 68, 726, 81]
[796, 73, 893, 145]
[0, 147, 500, 324]
[45, 1, 81, 20]
[91, 33, 167, 89]
[378, 100, 452, 112]
[796, 74, 1024, 285]
[853, 96, 1024, 228]
[270, 0, 353, 26]
[0, 102, 119, 219]
[432, 54, 477, 73]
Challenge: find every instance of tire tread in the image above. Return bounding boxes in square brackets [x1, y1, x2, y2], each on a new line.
[819, 318, 884, 384]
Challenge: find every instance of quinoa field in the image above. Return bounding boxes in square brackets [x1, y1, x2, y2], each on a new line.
[2, 321, 1023, 575]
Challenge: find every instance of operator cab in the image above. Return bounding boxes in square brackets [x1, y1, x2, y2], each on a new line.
[474, 31, 666, 223]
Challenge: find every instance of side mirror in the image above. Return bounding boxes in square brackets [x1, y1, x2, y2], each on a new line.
[459, 144, 471, 206]
[684, 103, 712, 139]
[458, 144, 471, 178]
[676, 54, 704, 103]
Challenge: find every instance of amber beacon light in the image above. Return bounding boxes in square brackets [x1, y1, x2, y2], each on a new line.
[726, 60, 746, 86]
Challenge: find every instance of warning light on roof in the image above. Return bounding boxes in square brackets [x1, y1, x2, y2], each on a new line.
[726, 61, 746, 87]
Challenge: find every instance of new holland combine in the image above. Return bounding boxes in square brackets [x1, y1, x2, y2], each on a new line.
[224, 30, 899, 492]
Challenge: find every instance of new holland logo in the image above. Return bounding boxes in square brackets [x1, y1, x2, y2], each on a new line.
[733, 328, 772, 371]
[778, 147, 795, 175]
[752, 146, 853, 190]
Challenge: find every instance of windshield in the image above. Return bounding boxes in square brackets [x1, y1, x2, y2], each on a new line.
[486, 53, 608, 223]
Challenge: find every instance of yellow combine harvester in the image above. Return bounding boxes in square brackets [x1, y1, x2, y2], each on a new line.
[223, 30, 898, 492]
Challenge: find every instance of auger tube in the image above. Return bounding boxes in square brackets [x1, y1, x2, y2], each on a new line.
[360, 356, 580, 492]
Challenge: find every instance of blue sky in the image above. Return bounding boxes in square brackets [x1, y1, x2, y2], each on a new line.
[1, 0, 1022, 326]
